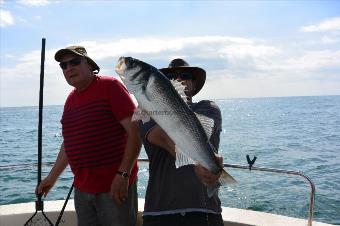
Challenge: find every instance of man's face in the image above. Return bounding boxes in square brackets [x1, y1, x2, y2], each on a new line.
[59, 54, 93, 89]
[179, 79, 195, 97]
[166, 71, 195, 97]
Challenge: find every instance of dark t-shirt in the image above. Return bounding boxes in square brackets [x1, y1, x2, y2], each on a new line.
[139, 100, 222, 216]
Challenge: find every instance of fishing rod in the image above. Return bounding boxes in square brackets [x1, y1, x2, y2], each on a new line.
[22, 38, 75, 226]
[24, 38, 53, 226]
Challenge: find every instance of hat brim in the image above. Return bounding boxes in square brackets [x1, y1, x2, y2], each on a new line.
[159, 66, 206, 96]
[54, 49, 100, 72]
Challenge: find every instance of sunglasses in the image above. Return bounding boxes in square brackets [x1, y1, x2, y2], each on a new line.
[166, 72, 193, 80]
[59, 58, 82, 70]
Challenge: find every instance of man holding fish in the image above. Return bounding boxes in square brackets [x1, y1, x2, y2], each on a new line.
[116, 57, 235, 226]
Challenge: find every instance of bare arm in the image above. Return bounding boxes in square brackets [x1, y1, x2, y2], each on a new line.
[147, 124, 221, 186]
[146, 125, 176, 156]
[110, 117, 142, 204]
[36, 142, 68, 197]
[117, 118, 142, 173]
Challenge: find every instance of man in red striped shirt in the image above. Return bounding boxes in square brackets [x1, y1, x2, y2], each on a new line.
[36, 46, 141, 226]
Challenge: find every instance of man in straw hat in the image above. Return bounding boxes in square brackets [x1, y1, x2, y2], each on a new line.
[139, 58, 224, 226]
[36, 46, 141, 226]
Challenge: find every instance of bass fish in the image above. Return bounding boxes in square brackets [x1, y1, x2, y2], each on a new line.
[115, 57, 236, 196]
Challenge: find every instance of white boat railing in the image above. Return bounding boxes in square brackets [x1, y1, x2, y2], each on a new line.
[138, 158, 316, 226]
[0, 158, 316, 226]
[224, 163, 315, 226]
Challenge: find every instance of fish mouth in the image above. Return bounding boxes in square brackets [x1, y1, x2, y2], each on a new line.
[119, 74, 126, 80]
[115, 57, 127, 79]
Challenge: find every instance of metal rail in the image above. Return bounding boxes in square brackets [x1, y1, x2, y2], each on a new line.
[138, 158, 315, 226]
[1, 158, 315, 226]
[223, 163, 315, 226]
[0, 162, 54, 169]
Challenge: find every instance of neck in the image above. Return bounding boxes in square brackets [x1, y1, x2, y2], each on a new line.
[76, 73, 95, 92]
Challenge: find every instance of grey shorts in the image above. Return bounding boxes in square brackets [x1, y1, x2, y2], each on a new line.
[74, 181, 137, 226]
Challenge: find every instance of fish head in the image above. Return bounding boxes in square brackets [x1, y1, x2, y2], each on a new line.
[115, 57, 152, 92]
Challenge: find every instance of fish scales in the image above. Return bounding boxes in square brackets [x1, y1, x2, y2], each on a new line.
[115, 57, 236, 192]
[144, 68, 219, 173]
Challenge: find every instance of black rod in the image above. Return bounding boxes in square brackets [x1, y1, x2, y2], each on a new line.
[55, 183, 74, 226]
[37, 37, 46, 206]
[24, 37, 53, 226]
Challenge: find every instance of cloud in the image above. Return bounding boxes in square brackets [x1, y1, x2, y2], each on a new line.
[321, 36, 339, 44]
[4, 36, 339, 79]
[17, 0, 51, 6]
[300, 17, 340, 32]
[74, 36, 281, 76]
[78, 36, 270, 59]
[0, 35, 281, 106]
[255, 50, 340, 84]
[0, 48, 71, 107]
[2, 35, 340, 107]
[0, 9, 14, 27]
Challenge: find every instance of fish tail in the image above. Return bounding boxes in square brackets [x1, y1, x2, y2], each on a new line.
[219, 169, 237, 185]
[206, 169, 237, 198]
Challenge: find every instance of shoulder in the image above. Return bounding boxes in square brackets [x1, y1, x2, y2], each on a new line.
[138, 120, 157, 140]
[96, 75, 128, 90]
[96, 75, 121, 85]
[195, 100, 221, 113]
[194, 100, 222, 126]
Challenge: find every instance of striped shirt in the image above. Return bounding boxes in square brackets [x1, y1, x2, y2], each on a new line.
[61, 75, 137, 193]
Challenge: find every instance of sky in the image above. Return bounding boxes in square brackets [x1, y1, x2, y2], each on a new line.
[1, 0, 340, 107]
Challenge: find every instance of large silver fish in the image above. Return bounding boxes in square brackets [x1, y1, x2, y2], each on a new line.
[115, 57, 236, 195]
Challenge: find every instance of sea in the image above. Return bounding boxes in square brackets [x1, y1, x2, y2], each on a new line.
[1, 95, 339, 225]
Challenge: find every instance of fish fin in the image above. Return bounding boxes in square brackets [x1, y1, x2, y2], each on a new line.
[170, 79, 188, 103]
[175, 146, 195, 168]
[207, 183, 220, 198]
[132, 107, 151, 123]
[219, 169, 237, 184]
[206, 169, 237, 198]
[195, 113, 214, 139]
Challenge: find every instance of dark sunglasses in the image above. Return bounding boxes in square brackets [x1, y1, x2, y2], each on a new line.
[59, 58, 82, 70]
[166, 72, 193, 80]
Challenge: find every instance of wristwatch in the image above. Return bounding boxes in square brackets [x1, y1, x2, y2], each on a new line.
[117, 170, 129, 179]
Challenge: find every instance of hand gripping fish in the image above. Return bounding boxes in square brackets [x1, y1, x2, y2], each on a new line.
[115, 57, 236, 196]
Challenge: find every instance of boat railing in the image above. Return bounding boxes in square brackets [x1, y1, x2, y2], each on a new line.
[0, 158, 316, 226]
[138, 158, 315, 226]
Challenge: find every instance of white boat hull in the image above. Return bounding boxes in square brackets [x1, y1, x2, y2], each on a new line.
[0, 199, 334, 226]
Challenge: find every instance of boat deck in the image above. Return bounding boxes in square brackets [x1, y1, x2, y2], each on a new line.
[0, 199, 334, 226]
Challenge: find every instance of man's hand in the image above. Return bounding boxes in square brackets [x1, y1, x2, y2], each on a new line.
[36, 175, 57, 197]
[35, 143, 68, 198]
[194, 155, 223, 186]
[110, 175, 129, 205]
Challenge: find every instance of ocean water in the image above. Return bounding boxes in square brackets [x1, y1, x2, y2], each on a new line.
[0, 96, 339, 225]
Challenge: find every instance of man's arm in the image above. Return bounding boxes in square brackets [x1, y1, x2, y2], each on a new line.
[36, 142, 68, 197]
[110, 117, 141, 204]
[146, 125, 176, 156]
[146, 122, 221, 186]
